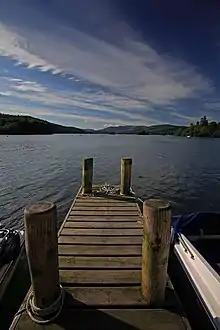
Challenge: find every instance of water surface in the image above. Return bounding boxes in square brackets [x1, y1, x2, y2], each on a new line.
[1, 134, 220, 229]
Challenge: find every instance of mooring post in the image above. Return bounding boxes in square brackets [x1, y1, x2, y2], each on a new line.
[120, 158, 132, 195]
[24, 201, 61, 315]
[141, 199, 172, 306]
[82, 158, 93, 194]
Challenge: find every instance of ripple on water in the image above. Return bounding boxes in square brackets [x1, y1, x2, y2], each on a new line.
[1, 134, 220, 229]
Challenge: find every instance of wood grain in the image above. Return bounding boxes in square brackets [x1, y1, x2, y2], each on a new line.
[59, 256, 142, 268]
[70, 210, 139, 216]
[64, 221, 141, 229]
[59, 269, 141, 284]
[61, 228, 142, 236]
[67, 215, 143, 222]
[58, 244, 142, 256]
[58, 235, 142, 245]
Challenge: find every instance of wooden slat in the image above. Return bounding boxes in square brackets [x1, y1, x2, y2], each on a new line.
[59, 269, 141, 284]
[59, 256, 142, 268]
[64, 221, 141, 229]
[61, 228, 142, 236]
[76, 197, 134, 201]
[58, 235, 142, 245]
[70, 211, 139, 216]
[73, 206, 138, 211]
[64, 286, 176, 308]
[67, 215, 143, 222]
[58, 244, 142, 256]
[74, 200, 135, 205]
[65, 287, 146, 306]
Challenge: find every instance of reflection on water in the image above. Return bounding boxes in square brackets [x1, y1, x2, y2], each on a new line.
[1, 134, 220, 229]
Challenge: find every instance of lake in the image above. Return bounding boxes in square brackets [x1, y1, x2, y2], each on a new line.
[1, 134, 220, 230]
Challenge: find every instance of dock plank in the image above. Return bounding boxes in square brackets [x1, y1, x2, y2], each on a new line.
[58, 244, 142, 256]
[64, 221, 141, 228]
[58, 235, 142, 245]
[70, 210, 139, 216]
[59, 256, 142, 268]
[59, 269, 141, 284]
[67, 215, 143, 222]
[73, 206, 139, 211]
[64, 286, 177, 308]
[61, 228, 143, 236]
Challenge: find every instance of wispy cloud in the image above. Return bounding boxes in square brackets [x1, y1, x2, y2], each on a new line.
[6, 78, 46, 92]
[1, 77, 149, 121]
[0, 0, 216, 127]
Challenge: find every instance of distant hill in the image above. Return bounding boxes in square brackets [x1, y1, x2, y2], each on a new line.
[0, 113, 187, 136]
[0, 113, 86, 135]
[96, 124, 186, 135]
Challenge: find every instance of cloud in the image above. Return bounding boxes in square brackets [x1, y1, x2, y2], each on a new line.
[7, 79, 47, 92]
[0, 16, 212, 107]
[0, 77, 155, 123]
[0, 0, 216, 128]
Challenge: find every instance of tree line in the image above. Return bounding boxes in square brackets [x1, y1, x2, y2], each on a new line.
[0, 113, 84, 134]
[175, 116, 220, 137]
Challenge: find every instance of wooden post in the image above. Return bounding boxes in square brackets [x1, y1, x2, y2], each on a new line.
[82, 158, 93, 194]
[120, 158, 132, 195]
[141, 199, 172, 306]
[24, 201, 60, 309]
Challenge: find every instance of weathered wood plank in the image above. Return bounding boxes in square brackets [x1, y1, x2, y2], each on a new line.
[73, 206, 138, 211]
[74, 201, 137, 206]
[59, 256, 142, 268]
[63, 286, 177, 308]
[76, 196, 135, 201]
[10, 308, 189, 330]
[59, 269, 141, 284]
[67, 215, 143, 222]
[76, 198, 136, 205]
[64, 221, 141, 229]
[58, 235, 142, 245]
[61, 228, 143, 236]
[65, 287, 146, 306]
[58, 244, 142, 256]
[70, 210, 140, 216]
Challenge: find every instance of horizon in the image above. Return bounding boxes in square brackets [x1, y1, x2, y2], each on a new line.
[0, 1, 220, 129]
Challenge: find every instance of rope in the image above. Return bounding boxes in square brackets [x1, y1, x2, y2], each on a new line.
[25, 285, 65, 324]
[92, 183, 120, 196]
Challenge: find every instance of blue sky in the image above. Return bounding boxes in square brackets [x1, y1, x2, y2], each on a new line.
[0, 0, 220, 129]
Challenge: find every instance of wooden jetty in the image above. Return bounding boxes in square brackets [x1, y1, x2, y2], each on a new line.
[10, 158, 190, 330]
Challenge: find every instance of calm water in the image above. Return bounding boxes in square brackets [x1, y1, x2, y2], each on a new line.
[1, 134, 220, 230]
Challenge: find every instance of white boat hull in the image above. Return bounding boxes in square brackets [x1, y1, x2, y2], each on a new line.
[174, 234, 220, 330]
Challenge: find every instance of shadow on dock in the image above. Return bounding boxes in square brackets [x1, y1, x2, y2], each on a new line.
[13, 290, 189, 330]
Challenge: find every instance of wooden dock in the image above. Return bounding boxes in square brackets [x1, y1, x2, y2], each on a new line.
[9, 159, 190, 330]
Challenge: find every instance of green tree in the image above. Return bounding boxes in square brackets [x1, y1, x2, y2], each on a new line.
[200, 116, 208, 126]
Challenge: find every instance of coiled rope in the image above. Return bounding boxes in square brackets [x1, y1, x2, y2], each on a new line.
[25, 285, 65, 324]
[92, 183, 120, 196]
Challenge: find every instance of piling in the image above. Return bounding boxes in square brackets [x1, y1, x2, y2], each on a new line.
[141, 199, 172, 306]
[120, 158, 132, 195]
[24, 201, 61, 322]
[82, 158, 93, 194]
